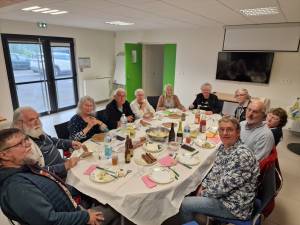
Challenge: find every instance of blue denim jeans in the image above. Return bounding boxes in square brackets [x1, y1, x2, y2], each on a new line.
[180, 196, 237, 224]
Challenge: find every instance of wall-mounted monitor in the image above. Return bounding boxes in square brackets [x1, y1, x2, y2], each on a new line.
[216, 52, 274, 84]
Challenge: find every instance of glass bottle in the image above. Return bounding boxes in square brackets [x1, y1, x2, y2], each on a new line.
[177, 121, 183, 144]
[200, 114, 207, 133]
[168, 122, 176, 142]
[125, 135, 131, 163]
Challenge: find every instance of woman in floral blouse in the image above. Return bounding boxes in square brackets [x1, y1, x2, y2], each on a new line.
[180, 116, 259, 223]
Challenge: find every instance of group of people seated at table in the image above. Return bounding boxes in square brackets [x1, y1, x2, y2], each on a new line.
[0, 81, 288, 225]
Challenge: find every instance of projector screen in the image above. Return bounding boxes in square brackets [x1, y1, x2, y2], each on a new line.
[223, 23, 300, 52]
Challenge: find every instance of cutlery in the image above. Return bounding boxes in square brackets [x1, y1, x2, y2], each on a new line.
[96, 166, 118, 178]
[191, 151, 199, 156]
[125, 169, 133, 177]
[178, 161, 192, 169]
[168, 167, 179, 178]
[90, 139, 102, 146]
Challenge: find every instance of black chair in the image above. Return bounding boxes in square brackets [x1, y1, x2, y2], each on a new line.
[54, 121, 70, 139]
[54, 121, 71, 158]
[147, 96, 160, 110]
[96, 109, 108, 125]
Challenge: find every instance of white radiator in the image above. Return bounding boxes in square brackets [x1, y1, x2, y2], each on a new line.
[83, 77, 111, 102]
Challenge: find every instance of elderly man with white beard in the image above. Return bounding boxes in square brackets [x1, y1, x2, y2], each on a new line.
[12, 107, 81, 178]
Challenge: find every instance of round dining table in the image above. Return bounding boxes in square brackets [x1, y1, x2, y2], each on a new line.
[66, 110, 220, 225]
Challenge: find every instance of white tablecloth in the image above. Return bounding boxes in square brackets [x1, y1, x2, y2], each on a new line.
[67, 111, 220, 225]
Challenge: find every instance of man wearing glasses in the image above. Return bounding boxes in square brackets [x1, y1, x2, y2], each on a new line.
[240, 100, 275, 161]
[0, 128, 119, 225]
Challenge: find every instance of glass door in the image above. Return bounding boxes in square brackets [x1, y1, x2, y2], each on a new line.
[2, 34, 78, 115]
[50, 43, 77, 110]
[8, 41, 50, 113]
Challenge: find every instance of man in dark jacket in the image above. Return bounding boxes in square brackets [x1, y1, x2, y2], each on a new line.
[106, 88, 135, 129]
[0, 128, 119, 225]
[190, 83, 222, 114]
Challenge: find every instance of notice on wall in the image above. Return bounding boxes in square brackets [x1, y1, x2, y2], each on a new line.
[78, 57, 91, 72]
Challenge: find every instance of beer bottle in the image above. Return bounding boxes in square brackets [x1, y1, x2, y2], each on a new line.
[177, 121, 183, 144]
[129, 136, 134, 158]
[125, 135, 131, 163]
[168, 123, 176, 142]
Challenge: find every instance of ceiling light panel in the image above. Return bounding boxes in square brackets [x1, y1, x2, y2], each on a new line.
[21, 6, 40, 11]
[20, 5, 68, 15]
[240, 7, 280, 16]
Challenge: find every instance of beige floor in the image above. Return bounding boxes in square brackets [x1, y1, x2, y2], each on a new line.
[27, 110, 300, 224]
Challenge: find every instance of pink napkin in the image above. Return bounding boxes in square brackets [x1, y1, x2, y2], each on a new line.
[208, 136, 221, 144]
[158, 155, 177, 167]
[84, 165, 97, 175]
[142, 175, 157, 188]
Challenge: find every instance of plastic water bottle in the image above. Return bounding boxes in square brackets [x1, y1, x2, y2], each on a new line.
[120, 114, 127, 133]
[104, 134, 112, 159]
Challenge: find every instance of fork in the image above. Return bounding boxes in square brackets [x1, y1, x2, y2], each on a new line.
[125, 169, 133, 177]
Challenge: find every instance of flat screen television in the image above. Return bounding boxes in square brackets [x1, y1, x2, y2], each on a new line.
[216, 52, 274, 84]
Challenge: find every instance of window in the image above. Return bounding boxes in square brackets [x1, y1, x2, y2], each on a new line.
[1, 34, 78, 115]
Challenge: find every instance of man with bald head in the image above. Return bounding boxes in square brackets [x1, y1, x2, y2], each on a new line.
[240, 100, 275, 161]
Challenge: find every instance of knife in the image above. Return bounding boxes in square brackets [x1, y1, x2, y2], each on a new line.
[178, 161, 192, 169]
[168, 167, 180, 178]
[96, 166, 118, 178]
[191, 151, 199, 156]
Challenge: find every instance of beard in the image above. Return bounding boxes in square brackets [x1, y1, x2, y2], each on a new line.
[23, 125, 44, 139]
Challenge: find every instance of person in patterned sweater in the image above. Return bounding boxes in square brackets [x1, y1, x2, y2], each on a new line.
[180, 116, 259, 223]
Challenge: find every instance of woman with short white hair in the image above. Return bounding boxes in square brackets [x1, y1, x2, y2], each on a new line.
[68, 96, 108, 142]
[105, 88, 135, 129]
[190, 82, 221, 114]
[234, 88, 251, 122]
[130, 89, 155, 119]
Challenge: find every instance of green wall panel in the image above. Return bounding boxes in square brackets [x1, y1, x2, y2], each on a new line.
[163, 44, 177, 89]
[125, 43, 142, 102]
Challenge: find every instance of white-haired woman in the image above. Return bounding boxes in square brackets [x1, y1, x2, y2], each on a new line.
[156, 84, 185, 111]
[130, 89, 155, 119]
[68, 96, 108, 142]
[105, 88, 135, 129]
[190, 82, 221, 114]
[234, 88, 251, 122]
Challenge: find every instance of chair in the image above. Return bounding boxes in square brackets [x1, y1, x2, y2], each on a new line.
[54, 121, 70, 139]
[54, 121, 71, 158]
[147, 96, 160, 110]
[96, 109, 108, 124]
[206, 149, 279, 225]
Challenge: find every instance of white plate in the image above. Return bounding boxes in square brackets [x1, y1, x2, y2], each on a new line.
[194, 140, 216, 149]
[133, 148, 157, 166]
[148, 167, 175, 184]
[143, 142, 164, 153]
[177, 153, 201, 166]
[90, 169, 116, 183]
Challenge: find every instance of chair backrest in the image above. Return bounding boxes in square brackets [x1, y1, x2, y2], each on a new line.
[96, 109, 108, 124]
[147, 96, 160, 110]
[54, 121, 70, 139]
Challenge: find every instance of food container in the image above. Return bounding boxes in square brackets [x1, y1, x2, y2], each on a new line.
[146, 127, 169, 142]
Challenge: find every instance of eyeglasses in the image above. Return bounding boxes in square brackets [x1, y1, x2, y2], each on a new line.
[218, 128, 235, 133]
[1, 136, 30, 151]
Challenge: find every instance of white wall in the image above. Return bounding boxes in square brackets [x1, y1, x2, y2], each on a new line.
[0, 19, 115, 120]
[115, 28, 300, 111]
[142, 44, 164, 96]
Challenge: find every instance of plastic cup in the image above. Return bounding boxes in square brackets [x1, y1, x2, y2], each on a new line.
[112, 153, 118, 166]
[185, 136, 192, 144]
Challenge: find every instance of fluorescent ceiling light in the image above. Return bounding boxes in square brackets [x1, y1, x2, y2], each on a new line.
[240, 7, 279, 16]
[50, 11, 68, 15]
[42, 9, 59, 14]
[22, 6, 40, 11]
[105, 21, 134, 26]
[32, 8, 50, 12]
